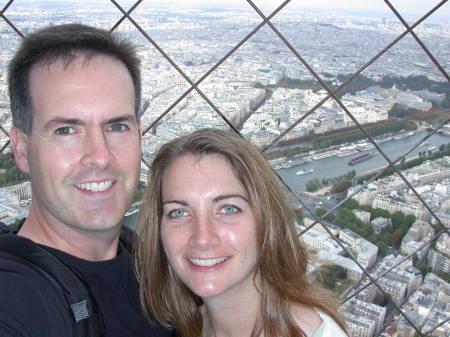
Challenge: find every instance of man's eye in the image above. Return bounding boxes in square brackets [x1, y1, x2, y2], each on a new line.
[55, 126, 76, 135]
[108, 123, 129, 132]
[168, 209, 188, 218]
[219, 206, 240, 215]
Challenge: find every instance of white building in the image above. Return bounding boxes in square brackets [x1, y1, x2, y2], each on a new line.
[400, 220, 435, 261]
[427, 233, 450, 274]
[340, 298, 386, 335]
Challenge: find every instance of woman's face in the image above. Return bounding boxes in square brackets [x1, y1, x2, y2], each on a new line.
[160, 154, 258, 301]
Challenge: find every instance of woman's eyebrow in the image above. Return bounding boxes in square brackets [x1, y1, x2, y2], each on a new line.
[162, 200, 188, 206]
[213, 194, 249, 203]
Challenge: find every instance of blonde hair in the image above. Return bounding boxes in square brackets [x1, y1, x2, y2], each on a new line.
[135, 128, 346, 337]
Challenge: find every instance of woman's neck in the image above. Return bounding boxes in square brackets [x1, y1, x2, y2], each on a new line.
[201, 285, 260, 337]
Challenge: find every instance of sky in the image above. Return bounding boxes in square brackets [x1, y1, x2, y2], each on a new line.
[184, 0, 449, 17]
[12, 0, 450, 17]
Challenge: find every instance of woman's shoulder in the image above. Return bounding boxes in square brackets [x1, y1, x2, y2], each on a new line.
[291, 303, 348, 337]
[315, 311, 348, 337]
[290, 304, 323, 336]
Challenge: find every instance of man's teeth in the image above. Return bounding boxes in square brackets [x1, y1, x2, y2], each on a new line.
[189, 257, 228, 267]
[76, 180, 114, 192]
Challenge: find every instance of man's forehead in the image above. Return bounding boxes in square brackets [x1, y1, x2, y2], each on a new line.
[28, 54, 136, 129]
[30, 54, 121, 78]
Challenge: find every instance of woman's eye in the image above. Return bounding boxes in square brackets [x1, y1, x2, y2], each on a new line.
[168, 209, 188, 218]
[220, 206, 239, 215]
[55, 126, 76, 135]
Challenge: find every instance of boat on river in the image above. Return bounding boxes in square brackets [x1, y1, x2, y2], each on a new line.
[296, 168, 314, 175]
[356, 142, 375, 151]
[348, 152, 373, 165]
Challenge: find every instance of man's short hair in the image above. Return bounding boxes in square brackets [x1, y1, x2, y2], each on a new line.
[8, 23, 142, 134]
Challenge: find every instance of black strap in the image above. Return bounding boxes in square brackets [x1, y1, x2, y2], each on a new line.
[119, 225, 136, 253]
[0, 233, 105, 337]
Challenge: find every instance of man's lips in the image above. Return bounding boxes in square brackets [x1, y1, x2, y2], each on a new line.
[74, 179, 116, 192]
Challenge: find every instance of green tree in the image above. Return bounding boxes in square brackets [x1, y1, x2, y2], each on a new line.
[315, 208, 327, 218]
[405, 214, 416, 227]
[437, 271, 450, 283]
[330, 181, 351, 193]
[294, 211, 304, 225]
[372, 208, 391, 220]
[341, 198, 359, 210]
[391, 211, 405, 228]
[306, 178, 322, 192]
[389, 228, 404, 247]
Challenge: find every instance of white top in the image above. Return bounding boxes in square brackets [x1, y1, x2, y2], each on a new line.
[311, 311, 348, 337]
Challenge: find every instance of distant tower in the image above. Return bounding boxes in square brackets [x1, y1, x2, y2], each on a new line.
[282, 68, 287, 81]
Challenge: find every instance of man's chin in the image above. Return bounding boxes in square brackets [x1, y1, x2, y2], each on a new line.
[73, 215, 123, 233]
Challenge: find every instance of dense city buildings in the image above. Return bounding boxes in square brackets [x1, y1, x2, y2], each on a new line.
[0, 2, 449, 337]
[350, 157, 450, 222]
[380, 273, 450, 337]
[428, 234, 450, 275]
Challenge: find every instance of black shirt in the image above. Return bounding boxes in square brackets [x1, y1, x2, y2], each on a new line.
[0, 238, 173, 337]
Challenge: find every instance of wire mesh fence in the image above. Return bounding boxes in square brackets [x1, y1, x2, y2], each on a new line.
[0, 1, 449, 336]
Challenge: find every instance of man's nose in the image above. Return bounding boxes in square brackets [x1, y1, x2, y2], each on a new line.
[80, 131, 114, 169]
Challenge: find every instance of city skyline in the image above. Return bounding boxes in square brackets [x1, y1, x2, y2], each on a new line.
[13, 0, 450, 17]
[0, 3, 449, 336]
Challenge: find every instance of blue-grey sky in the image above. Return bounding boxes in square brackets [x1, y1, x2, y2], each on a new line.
[15, 0, 450, 17]
[205, 0, 447, 17]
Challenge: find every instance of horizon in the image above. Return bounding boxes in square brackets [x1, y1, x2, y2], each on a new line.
[11, 0, 450, 18]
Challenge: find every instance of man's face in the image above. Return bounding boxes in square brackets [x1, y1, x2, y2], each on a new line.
[13, 55, 141, 234]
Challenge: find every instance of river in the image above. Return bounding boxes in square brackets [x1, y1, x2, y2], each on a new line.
[276, 130, 449, 191]
[123, 130, 449, 228]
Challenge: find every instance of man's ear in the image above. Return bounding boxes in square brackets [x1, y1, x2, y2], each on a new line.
[10, 127, 30, 174]
[138, 124, 142, 138]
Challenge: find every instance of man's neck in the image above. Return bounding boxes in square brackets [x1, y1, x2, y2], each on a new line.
[18, 212, 120, 262]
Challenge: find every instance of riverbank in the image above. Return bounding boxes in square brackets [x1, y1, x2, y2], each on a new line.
[303, 153, 426, 197]
[303, 185, 333, 197]
[276, 130, 447, 192]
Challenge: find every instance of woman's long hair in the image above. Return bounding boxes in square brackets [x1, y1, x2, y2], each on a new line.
[135, 128, 346, 337]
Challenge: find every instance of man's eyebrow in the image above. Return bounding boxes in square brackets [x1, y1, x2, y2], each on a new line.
[213, 194, 249, 203]
[43, 117, 85, 131]
[42, 115, 137, 132]
[107, 115, 137, 124]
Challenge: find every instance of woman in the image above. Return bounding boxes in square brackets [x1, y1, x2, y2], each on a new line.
[135, 128, 348, 337]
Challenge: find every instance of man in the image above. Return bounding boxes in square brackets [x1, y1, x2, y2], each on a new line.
[0, 24, 172, 337]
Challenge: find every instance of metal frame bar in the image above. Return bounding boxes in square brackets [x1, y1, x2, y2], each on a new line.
[0, 1, 449, 335]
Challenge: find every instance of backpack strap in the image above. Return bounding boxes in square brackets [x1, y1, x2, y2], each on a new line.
[119, 225, 136, 253]
[0, 233, 105, 337]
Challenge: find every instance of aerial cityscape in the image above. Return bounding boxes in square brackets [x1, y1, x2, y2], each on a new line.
[0, 1, 449, 337]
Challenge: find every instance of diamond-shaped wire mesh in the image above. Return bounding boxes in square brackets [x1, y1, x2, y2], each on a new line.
[0, 0, 449, 336]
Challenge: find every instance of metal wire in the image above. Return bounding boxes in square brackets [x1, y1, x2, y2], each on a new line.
[0, 1, 449, 336]
[262, 0, 448, 152]
[384, 0, 449, 82]
[109, 0, 143, 33]
[248, 0, 449, 233]
[0, 0, 23, 38]
[110, 0, 239, 135]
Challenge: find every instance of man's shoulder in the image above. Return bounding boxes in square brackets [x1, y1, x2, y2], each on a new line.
[0, 233, 69, 308]
[0, 233, 104, 336]
[0, 247, 72, 337]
